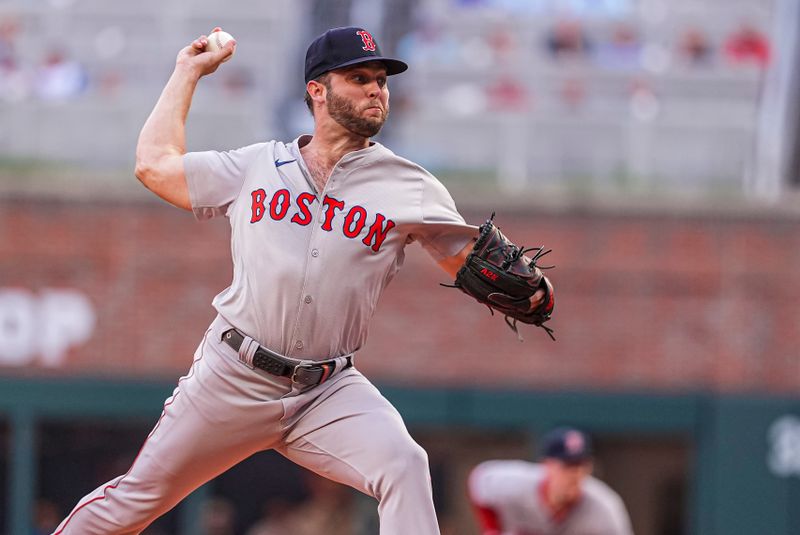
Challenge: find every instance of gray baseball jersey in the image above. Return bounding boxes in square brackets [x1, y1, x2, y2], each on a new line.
[53, 136, 475, 535]
[469, 460, 634, 535]
[184, 135, 475, 358]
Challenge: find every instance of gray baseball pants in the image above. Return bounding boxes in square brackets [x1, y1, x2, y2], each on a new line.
[52, 315, 440, 535]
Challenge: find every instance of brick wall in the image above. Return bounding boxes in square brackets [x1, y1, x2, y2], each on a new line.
[2, 198, 798, 392]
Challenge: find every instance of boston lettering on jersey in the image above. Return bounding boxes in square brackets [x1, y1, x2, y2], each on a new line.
[249, 188, 396, 252]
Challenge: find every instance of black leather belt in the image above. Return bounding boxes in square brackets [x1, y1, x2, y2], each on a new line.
[221, 328, 352, 387]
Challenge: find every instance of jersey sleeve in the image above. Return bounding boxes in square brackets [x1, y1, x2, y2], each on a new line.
[608, 493, 635, 535]
[468, 463, 514, 510]
[587, 479, 635, 535]
[183, 142, 267, 220]
[409, 173, 477, 262]
[468, 465, 505, 534]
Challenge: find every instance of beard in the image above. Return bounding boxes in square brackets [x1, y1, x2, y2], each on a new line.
[326, 87, 389, 138]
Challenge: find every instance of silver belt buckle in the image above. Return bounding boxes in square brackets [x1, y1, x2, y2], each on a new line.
[291, 362, 316, 385]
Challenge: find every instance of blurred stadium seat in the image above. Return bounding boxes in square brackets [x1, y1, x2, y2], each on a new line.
[0, 0, 782, 196]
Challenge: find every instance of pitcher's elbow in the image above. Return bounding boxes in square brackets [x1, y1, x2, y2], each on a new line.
[134, 155, 158, 189]
[134, 161, 148, 185]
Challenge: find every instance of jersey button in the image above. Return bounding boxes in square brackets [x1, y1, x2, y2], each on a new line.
[311, 249, 319, 257]
[304, 295, 313, 304]
[295, 340, 304, 350]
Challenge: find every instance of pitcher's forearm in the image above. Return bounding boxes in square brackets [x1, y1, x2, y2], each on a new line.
[137, 65, 202, 163]
[134, 65, 203, 211]
[133, 33, 234, 210]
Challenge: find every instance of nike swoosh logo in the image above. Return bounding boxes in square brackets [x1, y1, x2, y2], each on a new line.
[275, 159, 296, 168]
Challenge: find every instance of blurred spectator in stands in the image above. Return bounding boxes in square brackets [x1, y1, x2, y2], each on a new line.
[97, 70, 124, 98]
[33, 47, 88, 101]
[486, 75, 528, 112]
[486, 22, 516, 65]
[0, 55, 29, 102]
[246, 473, 355, 535]
[677, 27, 714, 67]
[723, 23, 770, 69]
[628, 77, 660, 121]
[0, 11, 19, 62]
[559, 77, 587, 112]
[31, 499, 61, 535]
[545, 19, 593, 62]
[0, 11, 29, 102]
[222, 66, 255, 97]
[594, 22, 642, 71]
[201, 497, 236, 535]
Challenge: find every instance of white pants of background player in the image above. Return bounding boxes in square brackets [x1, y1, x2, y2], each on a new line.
[53, 315, 440, 535]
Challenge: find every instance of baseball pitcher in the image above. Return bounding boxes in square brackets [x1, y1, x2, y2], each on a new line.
[53, 25, 554, 535]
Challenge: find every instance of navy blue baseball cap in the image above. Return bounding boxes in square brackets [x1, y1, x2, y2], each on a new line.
[304, 26, 408, 83]
[539, 427, 594, 464]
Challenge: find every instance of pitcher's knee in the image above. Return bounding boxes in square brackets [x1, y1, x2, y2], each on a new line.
[109, 476, 183, 528]
[373, 441, 431, 497]
[106, 493, 161, 527]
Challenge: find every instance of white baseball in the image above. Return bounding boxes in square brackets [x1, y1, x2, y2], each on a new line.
[206, 30, 235, 62]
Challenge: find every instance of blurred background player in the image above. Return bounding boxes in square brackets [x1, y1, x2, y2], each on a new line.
[468, 427, 633, 535]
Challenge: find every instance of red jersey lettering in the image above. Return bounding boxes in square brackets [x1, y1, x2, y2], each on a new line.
[291, 192, 316, 226]
[250, 189, 394, 253]
[269, 189, 291, 221]
[321, 195, 346, 231]
[363, 213, 395, 252]
[250, 189, 267, 223]
[343, 205, 367, 238]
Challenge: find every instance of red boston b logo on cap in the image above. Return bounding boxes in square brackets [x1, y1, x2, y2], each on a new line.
[564, 431, 585, 455]
[356, 30, 377, 52]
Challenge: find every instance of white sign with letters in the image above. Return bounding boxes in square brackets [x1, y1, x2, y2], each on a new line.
[767, 414, 800, 478]
[0, 288, 96, 367]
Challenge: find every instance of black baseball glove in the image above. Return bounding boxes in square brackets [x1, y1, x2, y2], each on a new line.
[449, 214, 555, 340]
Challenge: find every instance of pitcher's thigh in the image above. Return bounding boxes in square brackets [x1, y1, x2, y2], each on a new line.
[279, 379, 431, 500]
